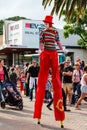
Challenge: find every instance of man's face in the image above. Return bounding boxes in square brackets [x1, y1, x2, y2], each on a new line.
[65, 61, 70, 67]
[33, 60, 37, 67]
[44, 22, 50, 28]
[1, 60, 4, 66]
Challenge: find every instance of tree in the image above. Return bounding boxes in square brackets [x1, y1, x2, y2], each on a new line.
[42, 0, 87, 21]
[63, 9, 87, 48]
[0, 20, 4, 35]
[7, 16, 26, 21]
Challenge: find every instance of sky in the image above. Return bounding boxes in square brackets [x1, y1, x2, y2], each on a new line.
[0, 0, 66, 29]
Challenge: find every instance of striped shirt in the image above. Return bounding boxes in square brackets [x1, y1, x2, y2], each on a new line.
[40, 27, 59, 50]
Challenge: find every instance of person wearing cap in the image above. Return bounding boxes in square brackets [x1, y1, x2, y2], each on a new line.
[62, 57, 73, 106]
[33, 15, 65, 128]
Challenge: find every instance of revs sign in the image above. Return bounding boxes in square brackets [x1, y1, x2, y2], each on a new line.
[22, 20, 45, 48]
[25, 23, 45, 29]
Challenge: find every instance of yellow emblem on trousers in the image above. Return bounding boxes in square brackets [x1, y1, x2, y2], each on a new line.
[56, 99, 64, 111]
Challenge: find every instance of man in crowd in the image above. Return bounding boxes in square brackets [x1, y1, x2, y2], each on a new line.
[62, 57, 73, 106]
[26, 59, 40, 101]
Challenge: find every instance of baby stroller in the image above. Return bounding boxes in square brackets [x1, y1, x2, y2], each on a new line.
[1, 80, 23, 110]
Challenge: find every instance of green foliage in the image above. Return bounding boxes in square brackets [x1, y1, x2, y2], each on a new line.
[0, 20, 4, 35]
[6, 16, 26, 21]
[63, 31, 69, 38]
[64, 25, 74, 34]
[63, 9, 87, 48]
[0, 16, 26, 35]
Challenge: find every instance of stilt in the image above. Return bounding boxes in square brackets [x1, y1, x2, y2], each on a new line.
[60, 121, 64, 128]
[37, 118, 41, 124]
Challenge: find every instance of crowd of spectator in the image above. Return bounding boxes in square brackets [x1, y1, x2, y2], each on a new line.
[0, 56, 87, 111]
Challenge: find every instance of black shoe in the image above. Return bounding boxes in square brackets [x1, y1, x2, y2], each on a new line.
[1, 101, 5, 109]
[61, 125, 64, 128]
[64, 109, 71, 112]
[47, 106, 52, 110]
[37, 119, 41, 124]
[29, 98, 32, 101]
[37, 121, 40, 124]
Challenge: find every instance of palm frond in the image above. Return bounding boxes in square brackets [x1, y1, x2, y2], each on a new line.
[59, 0, 66, 19]
[68, 0, 76, 20]
[66, 0, 72, 13]
[42, 0, 52, 9]
[51, 0, 64, 15]
[42, 0, 87, 21]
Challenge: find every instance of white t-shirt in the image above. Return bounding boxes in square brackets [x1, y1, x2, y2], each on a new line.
[81, 73, 87, 87]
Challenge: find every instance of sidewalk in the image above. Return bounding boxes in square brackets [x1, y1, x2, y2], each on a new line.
[0, 95, 87, 130]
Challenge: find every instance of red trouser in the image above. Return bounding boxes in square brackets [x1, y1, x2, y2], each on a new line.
[33, 50, 65, 121]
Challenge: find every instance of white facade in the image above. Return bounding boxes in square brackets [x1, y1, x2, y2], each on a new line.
[4, 19, 45, 48]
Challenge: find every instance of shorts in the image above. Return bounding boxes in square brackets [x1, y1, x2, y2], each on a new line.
[81, 85, 87, 93]
[63, 83, 73, 94]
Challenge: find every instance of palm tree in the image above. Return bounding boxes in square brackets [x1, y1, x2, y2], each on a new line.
[42, 0, 87, 21]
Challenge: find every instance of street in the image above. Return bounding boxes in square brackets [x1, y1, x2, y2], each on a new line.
[0, 94, 87, 130]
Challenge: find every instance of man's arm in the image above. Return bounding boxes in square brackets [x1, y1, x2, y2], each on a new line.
[57, 41, 63, 50]
[55, 30, 63, 50]
[62, 71, 73, 76]
[84, 75, 87, 85]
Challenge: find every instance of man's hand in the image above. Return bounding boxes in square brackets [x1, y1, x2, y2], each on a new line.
[62, 46, 68, 54]
[35, 50, 42, 54]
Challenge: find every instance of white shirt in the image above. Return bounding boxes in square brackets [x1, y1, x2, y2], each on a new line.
[81, 73, 87, 87]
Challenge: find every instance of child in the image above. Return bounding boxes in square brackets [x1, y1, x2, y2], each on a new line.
[10, 68, 17, 86]
[44, 74, 52, 103]
[75, 65, 87, 110]
[7, 85, 21, 100]
[20, 71, 26, 95]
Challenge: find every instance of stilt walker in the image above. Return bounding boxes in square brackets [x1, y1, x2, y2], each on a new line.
[33, 15, 65, 128]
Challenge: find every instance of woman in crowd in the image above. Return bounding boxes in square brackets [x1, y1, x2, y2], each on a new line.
[75, 65, 87, 109]
[72, 62, 83, 104]
[0, 59, 9, 108]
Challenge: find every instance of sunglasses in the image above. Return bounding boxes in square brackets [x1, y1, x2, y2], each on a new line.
[66, 62, 70, 63]
[75, 64, 79, 66]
